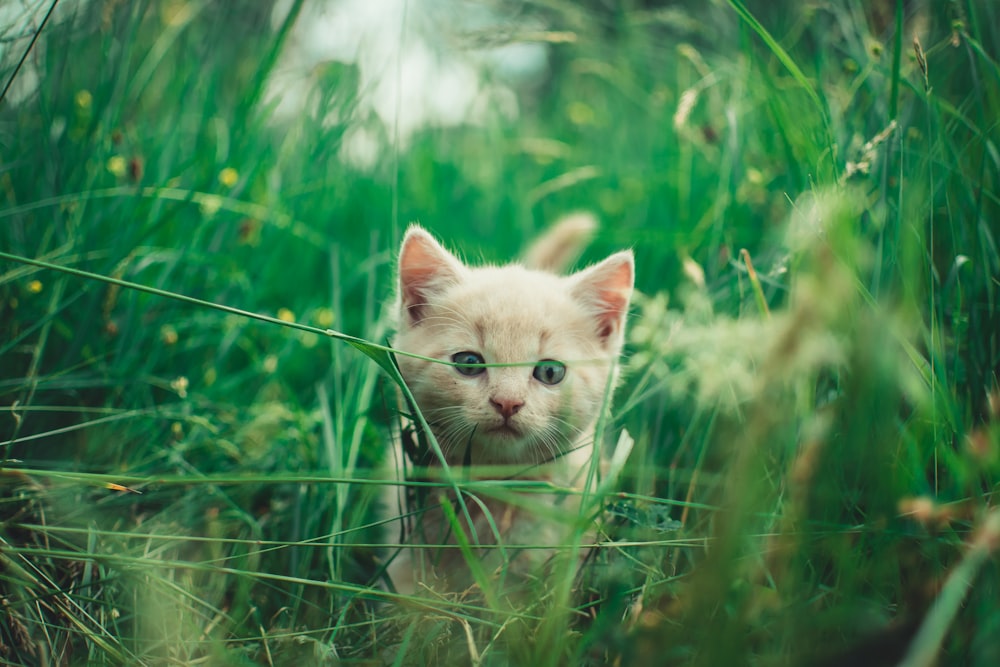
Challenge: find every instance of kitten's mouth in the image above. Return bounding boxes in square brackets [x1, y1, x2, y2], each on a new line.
[488, 423, 522, 438]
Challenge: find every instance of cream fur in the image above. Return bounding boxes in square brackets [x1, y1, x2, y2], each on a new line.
[386, 223, 633, 594]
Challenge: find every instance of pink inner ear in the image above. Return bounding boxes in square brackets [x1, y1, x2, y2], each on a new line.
[595, 287, 630, 340]
[574, 252, 634, 343]
[399, 229, 460, 324]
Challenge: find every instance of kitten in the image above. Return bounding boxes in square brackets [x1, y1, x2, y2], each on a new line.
[386, 219, 633, 595]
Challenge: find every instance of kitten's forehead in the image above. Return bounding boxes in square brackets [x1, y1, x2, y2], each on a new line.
[452, 267, 572, 313]
[440, 266, 577, 355]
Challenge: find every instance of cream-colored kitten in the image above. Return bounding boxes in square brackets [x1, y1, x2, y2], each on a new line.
[387, 221, 633, 595]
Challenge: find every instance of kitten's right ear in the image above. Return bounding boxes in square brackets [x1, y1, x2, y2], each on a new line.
[569, 250, 634, 347]
[398, 225, 464, 325]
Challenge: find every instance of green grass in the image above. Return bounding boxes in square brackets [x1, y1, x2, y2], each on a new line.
[1, 0, 999, 664]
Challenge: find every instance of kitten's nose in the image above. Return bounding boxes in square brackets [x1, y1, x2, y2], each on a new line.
[490, 397, 524, 419]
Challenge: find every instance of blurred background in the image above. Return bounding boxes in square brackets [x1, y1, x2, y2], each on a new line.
[1, 0, 998, 664]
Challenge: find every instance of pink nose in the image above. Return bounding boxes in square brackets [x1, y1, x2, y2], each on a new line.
[490, 397, 524, 419]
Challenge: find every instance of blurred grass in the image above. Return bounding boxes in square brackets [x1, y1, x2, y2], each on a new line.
[1, 0, 999, 665]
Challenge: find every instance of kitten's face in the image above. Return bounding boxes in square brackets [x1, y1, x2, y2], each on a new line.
[393, 226, 633, 466]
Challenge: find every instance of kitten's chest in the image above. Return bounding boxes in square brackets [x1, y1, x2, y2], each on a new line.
[414, 447, 593, 564]
[409, 482, 585, 591]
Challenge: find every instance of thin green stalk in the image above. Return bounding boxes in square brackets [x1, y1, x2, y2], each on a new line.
[898, 510, 1000, 667]
[726, 0, 838, 179]
[0, 541, 510, 619]
[438, 492, 500, 609]
[0, 248, 384, 355]
[0, 0, 59, 105]
[2, 271, 66, 460]
[889, 0, 903, 120]
[235, 0, 305, 125]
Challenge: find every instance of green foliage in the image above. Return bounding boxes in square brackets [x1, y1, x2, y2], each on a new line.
[1, 0, 999, 665]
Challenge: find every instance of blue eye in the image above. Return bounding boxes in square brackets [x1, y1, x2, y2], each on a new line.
[533, 360, 566, 385]
[451, 351, 486, 376]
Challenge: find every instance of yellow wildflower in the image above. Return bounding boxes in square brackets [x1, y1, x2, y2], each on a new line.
[107, 155, 126, 177]
[218, 167, 239, 187]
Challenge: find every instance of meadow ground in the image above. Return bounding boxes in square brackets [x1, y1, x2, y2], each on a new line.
[1, 1, 999, 665]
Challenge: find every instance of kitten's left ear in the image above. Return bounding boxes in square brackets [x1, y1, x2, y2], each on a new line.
[398, 225, 466, 325]
[569, 250, 634, 346]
